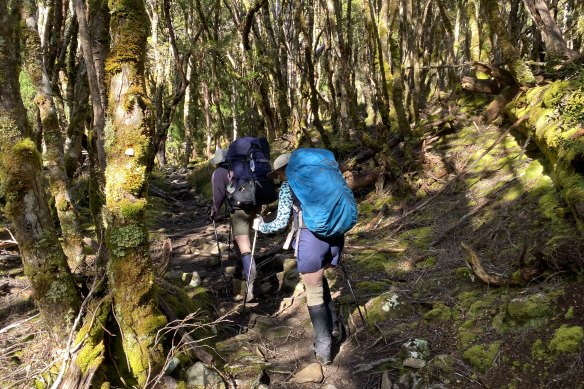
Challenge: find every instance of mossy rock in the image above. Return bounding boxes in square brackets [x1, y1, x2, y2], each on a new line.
[463, 342, 502, 373]
[548, 325, 584, 354]
[506, 292, 552, 327]
[365, 291, 416, 326]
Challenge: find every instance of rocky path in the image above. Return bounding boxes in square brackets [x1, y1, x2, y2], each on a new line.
[152, 167, 381, 389]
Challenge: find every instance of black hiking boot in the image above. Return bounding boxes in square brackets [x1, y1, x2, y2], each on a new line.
[308, 303, 332, 365]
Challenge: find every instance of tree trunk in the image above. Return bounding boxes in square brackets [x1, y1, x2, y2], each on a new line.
[302, 0, 329, 147]
[482, 0, 536, 85]
[0, 0, 80, 341]
[104, 0, 167, 384]
[365, 0, 391, 130]
[21, 0, 86, 269]
[523, 0, 579, 59]
[183, 59, 194, 167]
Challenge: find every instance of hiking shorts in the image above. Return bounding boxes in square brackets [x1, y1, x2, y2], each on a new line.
[296, 228, 344, 274]
[231, 207, 261, 236]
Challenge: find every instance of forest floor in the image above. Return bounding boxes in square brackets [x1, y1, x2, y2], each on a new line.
[1, 108, 584, 388]
[146, 110, 584, 388]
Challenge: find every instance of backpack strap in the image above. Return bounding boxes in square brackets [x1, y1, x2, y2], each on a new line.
[283, 204, 305, 257]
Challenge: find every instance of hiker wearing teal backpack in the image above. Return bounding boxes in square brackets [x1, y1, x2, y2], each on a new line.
[252, 148, 358, 365]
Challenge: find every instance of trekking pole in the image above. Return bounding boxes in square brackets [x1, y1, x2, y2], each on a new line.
[241, 228, 258, 314]
[212, 219, 225, 280]
[339, 258, 368, 328]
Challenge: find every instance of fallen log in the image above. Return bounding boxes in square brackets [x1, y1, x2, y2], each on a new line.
[485, 85, 519, 123]
[461, 76, 501, 94]
[473, 62, 516, 86]
[344, 167, 381, 191]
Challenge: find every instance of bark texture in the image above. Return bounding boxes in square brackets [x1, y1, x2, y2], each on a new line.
[104, 0, 166, 384]
[21, 0, 86, 268]
[0, 0, 80, 340]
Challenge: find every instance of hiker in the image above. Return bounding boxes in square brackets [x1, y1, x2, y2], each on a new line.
[209, 138, 277, 302]
[253, 149, 357, 365]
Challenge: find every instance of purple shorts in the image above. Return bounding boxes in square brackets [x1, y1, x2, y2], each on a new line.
[295, 228, 344, 274]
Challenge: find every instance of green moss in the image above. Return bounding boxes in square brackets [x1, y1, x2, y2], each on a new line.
[398, 226, 434, 249]
[118, 198, 147, 219]
[358, 202, 374, 217]
[366, 292, 415, 325]
[463, 342, 502, 373]
[355, 280, 389, 294]
[469, 296, 496, 319]
[424, 302, 452, 321]
[531, 339, 546, 361]
[75, 297, 112, 374]
[548, 325, 584, 354]
[456, 267, 472, 279]
[565, 306, 575, 319]
[354, 251, 388, 273]
[417, 256, 436, 269]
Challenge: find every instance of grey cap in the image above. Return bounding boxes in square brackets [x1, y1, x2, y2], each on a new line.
[209, 148, 228, 166]
[267, 152, 291, 179]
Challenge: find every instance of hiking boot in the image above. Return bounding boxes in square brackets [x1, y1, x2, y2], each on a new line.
[308, 303, 332, 365]
[234, 280, 255, 302]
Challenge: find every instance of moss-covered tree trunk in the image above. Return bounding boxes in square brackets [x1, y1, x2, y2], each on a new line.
[21, 0, 86, 268]
[481, 0, 536, 85]
[0, 0, 80, 340]
[103, 0, 167, 384]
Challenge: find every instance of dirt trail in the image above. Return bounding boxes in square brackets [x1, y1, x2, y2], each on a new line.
[153, 168, 376, 388]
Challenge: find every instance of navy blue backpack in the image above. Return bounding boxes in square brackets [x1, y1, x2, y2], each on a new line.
[286, 148, 358, 237]
[226, 137, 278, 209]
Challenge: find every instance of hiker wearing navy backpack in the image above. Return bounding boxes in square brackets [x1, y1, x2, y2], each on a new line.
[210, 139, 278, 302]
[253, 149, 358, 365]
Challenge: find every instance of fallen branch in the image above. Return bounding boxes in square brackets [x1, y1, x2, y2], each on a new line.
[150, 184, 180, 202]
[461, 242, 505, 286]
[0, 313, 40, 335]
[0, 240, 18, 250]
[345, 244, 405, 254]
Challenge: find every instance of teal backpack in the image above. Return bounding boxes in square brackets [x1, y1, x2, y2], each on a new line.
[286, 148, 358, 237]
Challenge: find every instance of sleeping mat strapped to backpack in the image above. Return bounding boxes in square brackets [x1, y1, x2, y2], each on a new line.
[226, 137, 278, 209]
[286, 148, 358, 237]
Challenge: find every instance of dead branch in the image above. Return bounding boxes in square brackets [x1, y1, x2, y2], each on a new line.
[345, 244, 405, 254]
[150, 184, 180, 202]
[0, 240, 18, 250]
[155, 238, 173, 276]
[157, 295, 215, 366]
[461, 242, 505, 286]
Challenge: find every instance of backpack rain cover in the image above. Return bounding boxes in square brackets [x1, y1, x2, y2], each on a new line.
[286, 148, 358, 237]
